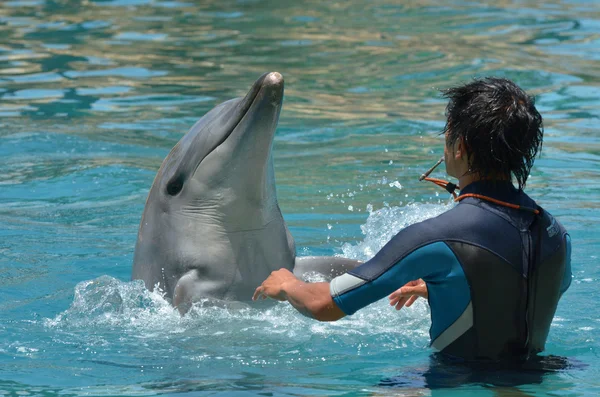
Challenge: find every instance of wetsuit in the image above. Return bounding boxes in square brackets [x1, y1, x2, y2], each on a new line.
[330, 181, 572, 361]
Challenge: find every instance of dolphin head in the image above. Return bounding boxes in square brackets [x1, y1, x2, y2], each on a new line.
[157, 72, 284, 224]
[133, 72, 295, 303]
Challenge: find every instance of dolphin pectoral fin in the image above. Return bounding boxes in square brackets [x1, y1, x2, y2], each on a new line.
[293, 256, 364, 281]
[173, 270, 200, 315]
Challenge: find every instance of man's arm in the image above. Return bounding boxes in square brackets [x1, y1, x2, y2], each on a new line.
[253, 269, 345, 321]
[255, 242, 459, 322]
[255, 215, 462, 320]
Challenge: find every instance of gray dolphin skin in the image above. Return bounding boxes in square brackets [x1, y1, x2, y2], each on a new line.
[132, 72, 362, 312]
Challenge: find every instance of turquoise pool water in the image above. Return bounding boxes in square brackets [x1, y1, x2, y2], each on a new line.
[1, 1, 599, 395]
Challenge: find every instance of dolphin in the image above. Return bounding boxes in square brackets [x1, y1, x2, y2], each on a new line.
[132, 72, 362, 312]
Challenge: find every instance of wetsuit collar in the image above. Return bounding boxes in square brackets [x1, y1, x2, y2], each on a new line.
[459, 180, 521, 205]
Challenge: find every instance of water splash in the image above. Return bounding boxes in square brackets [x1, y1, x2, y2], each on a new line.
[40, 202, 453, 373]
[45, 274, 430, 345]
[341, 202, 453, 260]
[44, 276, 181, 331]
[45, 203, 451, 334]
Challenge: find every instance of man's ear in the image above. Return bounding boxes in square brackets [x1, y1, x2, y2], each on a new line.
[454, 136, 466, 160]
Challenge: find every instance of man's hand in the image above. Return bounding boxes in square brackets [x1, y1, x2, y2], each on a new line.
[253, 268, 298, 301]
[389, 279, 428, 311]
[253, 269, 344, 321]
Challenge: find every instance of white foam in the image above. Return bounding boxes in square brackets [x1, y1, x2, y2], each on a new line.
[45, 203, 450, 349]
[340, 202, 452, 261]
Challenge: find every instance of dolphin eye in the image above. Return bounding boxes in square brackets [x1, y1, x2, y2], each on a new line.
[166, 175, 184, 196]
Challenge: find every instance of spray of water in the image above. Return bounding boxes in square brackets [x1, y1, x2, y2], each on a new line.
[341, 202, 452, 261]
[45, 202, 451, 361]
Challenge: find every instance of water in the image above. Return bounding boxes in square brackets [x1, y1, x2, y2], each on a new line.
[1, 0, 599, 395]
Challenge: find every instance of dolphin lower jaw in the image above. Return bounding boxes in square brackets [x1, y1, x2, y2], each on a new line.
[220, 72, 283, 152]
[215, 112, 280, 169]
[187, 79, 282, 199]
[224, 72, 283, 147]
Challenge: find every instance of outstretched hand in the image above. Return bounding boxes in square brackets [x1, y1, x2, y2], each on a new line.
[252, 268, 298, 301]
[389, 279, 428, 311]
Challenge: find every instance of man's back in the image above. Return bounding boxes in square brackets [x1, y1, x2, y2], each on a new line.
[431, 181, 571, 360]
[331, 180, 572, 361]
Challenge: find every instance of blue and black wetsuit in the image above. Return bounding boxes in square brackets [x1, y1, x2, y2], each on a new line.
[330, 181, 572, 361]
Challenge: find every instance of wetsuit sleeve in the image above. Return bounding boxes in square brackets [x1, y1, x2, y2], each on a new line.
[560, 234, 572, 296]
[330, 230, 461, 315]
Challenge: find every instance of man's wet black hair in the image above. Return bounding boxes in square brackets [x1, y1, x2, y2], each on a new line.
[442, 77, 543, 190]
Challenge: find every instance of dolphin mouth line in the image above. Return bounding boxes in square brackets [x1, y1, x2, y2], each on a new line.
[192, 74, 280, 177]
[225, 81, 263, 142]
[220, 73, 279, 150]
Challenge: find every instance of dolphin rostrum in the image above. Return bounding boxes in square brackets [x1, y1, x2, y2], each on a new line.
[132, 72, 362, 312]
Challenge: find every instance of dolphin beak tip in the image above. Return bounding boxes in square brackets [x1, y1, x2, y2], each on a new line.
[265, 72, 284, 87]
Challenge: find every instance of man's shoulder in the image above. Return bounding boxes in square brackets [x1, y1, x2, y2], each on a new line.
[537, 205, 568, 235]
[400, 201, 489, 234]
[389, 203, 483, 249]
[397, 201, 525, 260]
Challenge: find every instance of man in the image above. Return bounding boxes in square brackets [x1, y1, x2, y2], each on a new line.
[253, 77, 572, 362]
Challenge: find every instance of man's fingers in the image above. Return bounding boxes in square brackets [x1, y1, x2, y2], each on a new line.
[405, 295, 419, 307]
[403, 286, 427, 298]
[390, 287, 413, 300]
[389, 294, 404, 306]
[390, 289, 423, 309]
[252, 286, 263, 301]
[404, 286, 421, 295]
[389, 279, 427, 312]
[394, 297, 409, 310]
[390, 287, 410, 300]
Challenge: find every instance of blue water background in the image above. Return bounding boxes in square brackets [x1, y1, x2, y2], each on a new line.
[1, 0, 599, 395]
